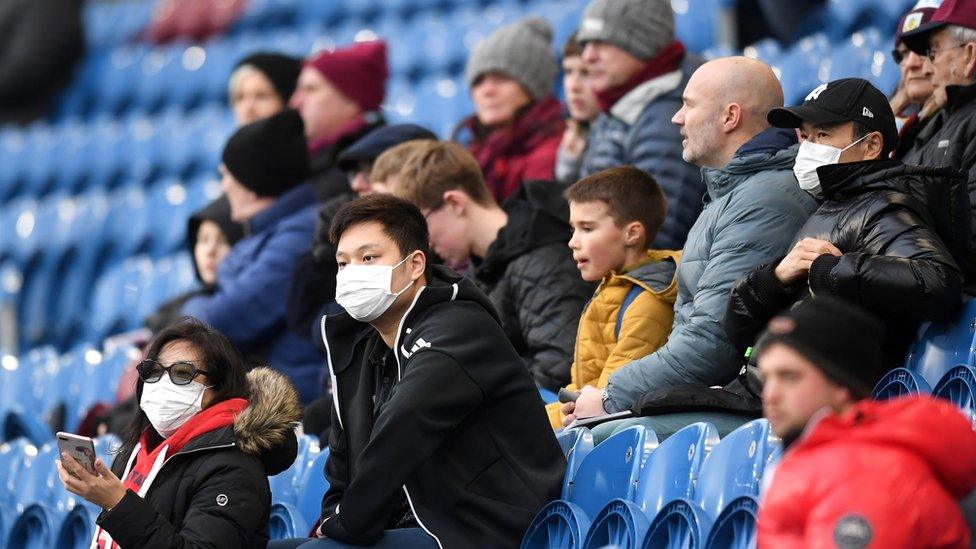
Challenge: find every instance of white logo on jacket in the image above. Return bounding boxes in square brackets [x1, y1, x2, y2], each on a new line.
[400, 337, 432, 359]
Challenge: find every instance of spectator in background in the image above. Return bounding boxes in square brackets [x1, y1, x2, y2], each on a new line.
[286, 126, 437, 346]
[576, 0, 705, 251]
[565, 57, 817, 421]
[556, 32, 601, 184]
[902, 0, 976, 275]
[61, 320, 301, 548]
[889, 1, 944, 159]
[727, 78, 963, 373]
[271, 195, 563, 548]
[546, 167, 680, 428]
[182, 110, 324, 404]
[460, 17, 565, 202]
[756, 297, 976, 548]
[394, 141, 592, 392]
[290, 41, 388, 202]
[229, 52, 301, 126]
[144, 196, 244, 334]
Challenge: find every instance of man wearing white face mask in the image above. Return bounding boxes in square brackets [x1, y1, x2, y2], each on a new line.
[269, 194, 564, 549]
[727, 77, 965, 373]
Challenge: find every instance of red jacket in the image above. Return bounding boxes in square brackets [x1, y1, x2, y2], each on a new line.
[759, 396, 976, 549]
[465, 95, 565, 203]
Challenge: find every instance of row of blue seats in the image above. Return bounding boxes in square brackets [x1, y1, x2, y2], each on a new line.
[0, 435, 122, 548]
[267, 435, 333, 540]
[0, 343, 138, 445]
[524, 419, 776, 548]
[1, 104, 233, 202]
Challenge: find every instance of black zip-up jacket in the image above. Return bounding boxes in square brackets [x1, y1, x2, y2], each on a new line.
[317, 266, 565, 548]
[469, 180, 593, 392]
[97, 368, 302, 548]
[726, 160, 964, 369]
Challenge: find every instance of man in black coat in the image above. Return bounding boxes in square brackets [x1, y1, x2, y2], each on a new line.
[726, 78, 964, 372]
[900, 0, 976, 278]
[394, 141, 593, 392]
[269, 195, 564, 548]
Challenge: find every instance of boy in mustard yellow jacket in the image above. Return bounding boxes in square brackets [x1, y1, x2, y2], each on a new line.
[547, 166, 680, 427]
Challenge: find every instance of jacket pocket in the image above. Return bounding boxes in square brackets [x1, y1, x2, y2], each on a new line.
[466, 457, 539, 513]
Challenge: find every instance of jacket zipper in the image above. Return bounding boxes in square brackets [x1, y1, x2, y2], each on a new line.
[391, 286, 444, 549]
[320, 315, 343, 430]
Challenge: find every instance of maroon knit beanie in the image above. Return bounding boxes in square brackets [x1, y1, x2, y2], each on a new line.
[305, 40, 389, 112]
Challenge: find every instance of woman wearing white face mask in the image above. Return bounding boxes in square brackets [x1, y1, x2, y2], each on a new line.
[57, 320, 302, 549]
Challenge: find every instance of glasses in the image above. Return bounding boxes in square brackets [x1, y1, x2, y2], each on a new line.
[924, 44, 967, 60]
[891, 46, 910, 65]
[422, 200, 445, 219]
[138, 359, 209, 386]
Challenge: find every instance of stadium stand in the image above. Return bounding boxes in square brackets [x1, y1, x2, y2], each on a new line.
[4, 0, 973, 547]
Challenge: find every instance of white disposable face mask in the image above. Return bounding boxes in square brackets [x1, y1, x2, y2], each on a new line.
[793, 134, 869, 198]
[140, 376, 210, 438]
[335, 254, 417, 322]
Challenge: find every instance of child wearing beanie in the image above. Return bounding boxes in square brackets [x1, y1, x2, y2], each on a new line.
[459, 17, 565, 202]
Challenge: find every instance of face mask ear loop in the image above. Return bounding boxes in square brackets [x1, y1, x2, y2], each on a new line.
[840, 132, 871, 153]
[392, 252, 420, 297]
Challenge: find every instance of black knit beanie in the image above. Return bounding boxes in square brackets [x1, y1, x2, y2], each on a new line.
[755, 297, 886, 398]
[221, 109, 309, 197]
[233, 52, 302, 102]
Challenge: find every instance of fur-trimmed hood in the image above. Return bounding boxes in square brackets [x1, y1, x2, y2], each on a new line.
[234, 367, 303, 474]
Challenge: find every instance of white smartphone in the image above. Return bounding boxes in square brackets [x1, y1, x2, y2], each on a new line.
[56, 431, 97, 476]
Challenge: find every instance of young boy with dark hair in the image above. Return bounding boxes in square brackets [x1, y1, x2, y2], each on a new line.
[547, 166, 679, 427]
[394, 141, 592, 392]
[271, 194, 564, 548]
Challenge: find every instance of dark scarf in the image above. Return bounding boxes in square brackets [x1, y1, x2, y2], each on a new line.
[594, 41, 686, 112]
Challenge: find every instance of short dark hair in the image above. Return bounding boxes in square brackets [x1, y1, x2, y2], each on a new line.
[329, 194, 432, 277]
[120, 319, 250, 470]
[565, 166, 668, 245]
[563, 32, 583, 59]
[817, 120, 893, 157]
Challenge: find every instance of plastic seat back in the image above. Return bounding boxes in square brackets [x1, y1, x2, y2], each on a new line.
[933, 365, 976, 425]
[556, 428, 595, 500]
[874, 368, 933, 400]
[270, 435, 319, 506]
[905, 297, 976, 387]
[634, 422, 720, 518]
[694, 419, 775, 520]
[569, 426, 657, 519]
[298, 447, 332, 529]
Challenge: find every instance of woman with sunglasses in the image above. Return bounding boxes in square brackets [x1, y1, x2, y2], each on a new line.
[56, 319, 302, 548]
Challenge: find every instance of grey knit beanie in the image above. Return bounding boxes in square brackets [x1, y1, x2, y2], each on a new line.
[465, 17, 558, 100]
[577, 0, 675, 60]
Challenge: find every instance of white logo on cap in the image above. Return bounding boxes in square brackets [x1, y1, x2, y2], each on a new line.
[862, 107, 874, 118]
[805, 83, 829, 101]
[903, 12, 924, 33]
[581, 17, 604, 34]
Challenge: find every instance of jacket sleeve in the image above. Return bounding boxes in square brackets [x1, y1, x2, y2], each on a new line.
[321, 349, 483, 545]
[555, 144, 584, 184]
[725, 260, 805, 356]
[319, 392, 348, 525]
[606, 195, 809, 411]
[513, 250, 589, 392]
[182, 224, 312, 350]
[96, 459, 270, 549]
[807, 205, 963, 322]
[598, 292, 674, 388]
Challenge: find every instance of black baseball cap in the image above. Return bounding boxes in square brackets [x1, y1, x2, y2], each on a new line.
[337, 124, 437, 172]
[767, 78, 899, 155]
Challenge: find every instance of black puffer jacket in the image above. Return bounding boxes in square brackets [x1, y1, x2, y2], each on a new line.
[97, 368, 302, 549]
[903, 80, 976, 279]
[469, 180, 593, 391]
[726, 160, 964, 369]
[318, 266, 565, 548]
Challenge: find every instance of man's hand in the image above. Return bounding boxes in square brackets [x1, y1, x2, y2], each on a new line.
[774, 238, 842, 285]
[57, 453, 126, 510]
[561, 385, 606, 427]
[560, 119, 588, 158]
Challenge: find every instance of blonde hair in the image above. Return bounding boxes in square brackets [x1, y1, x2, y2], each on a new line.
[371, 140, 433, 185]
[227, 64, 264, 104]
[393, 141, 494, 209]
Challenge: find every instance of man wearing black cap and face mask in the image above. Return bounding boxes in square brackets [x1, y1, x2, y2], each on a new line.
[756, 297, 976, 548]
[182, 109, 324, 405]
[726, 77, 964, 373]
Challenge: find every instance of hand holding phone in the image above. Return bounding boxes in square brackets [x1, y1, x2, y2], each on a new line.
[56, 431, 97, 476]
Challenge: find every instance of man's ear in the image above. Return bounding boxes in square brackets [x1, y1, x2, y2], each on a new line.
[722, 103, 743, 134]
[408, 250, 427, 281]
[861, 131, 885, 161]
[443, 189, 469, 215]
[624, 221, 645, 247]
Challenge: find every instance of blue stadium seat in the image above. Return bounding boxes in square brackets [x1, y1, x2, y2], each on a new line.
[55, 502, 101, 549]
[298, 447, 332, 529]
[905, 297, 976, 387]
[3, 411, 55, 447]
[673, 0, 725, 53]
[874, 367, 933, 400]
[7, 502, 67, 549]
[556, 427, 594, 500]
[775, 33, 831, 105]
[521, 426, 658, 548]
[743, 38, 783, 65]
[270, 435, 320, 506]
[933, 365, 976, 424]
[269, 502, 310, 540]
[825, 28, 884, 83]
[582, 498, 651, 549]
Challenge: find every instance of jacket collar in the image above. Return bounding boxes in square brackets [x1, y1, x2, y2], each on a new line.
[609, 70, 683, 125]
[944, 79, 976, 115]
[601, 249, 680, 293]
[815, 159, 903, 201]
[701, 128, 799, 200]
[247, 183, 315, 235]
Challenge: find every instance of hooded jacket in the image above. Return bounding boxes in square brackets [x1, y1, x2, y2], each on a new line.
[469, 180, 594, 391]
[318, 266, 565, 548]
[580, 53, 705, 251]
[97, 368, 302, 549]
[758, 396, 976, 548]
[726, 160, 964, 369]
[461, 95, 565, 203]
[903, 80, 976, 277]
[605, 129, 818, 411]
[182, 183, 324, 404]
[546, 248, 680, 427]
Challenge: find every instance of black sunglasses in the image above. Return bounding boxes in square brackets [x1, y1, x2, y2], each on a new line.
[138, 359, 209, 386]
[891, 47, 907, 65]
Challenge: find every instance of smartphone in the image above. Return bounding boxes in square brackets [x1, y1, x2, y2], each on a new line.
[56, 431, 97, 476]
